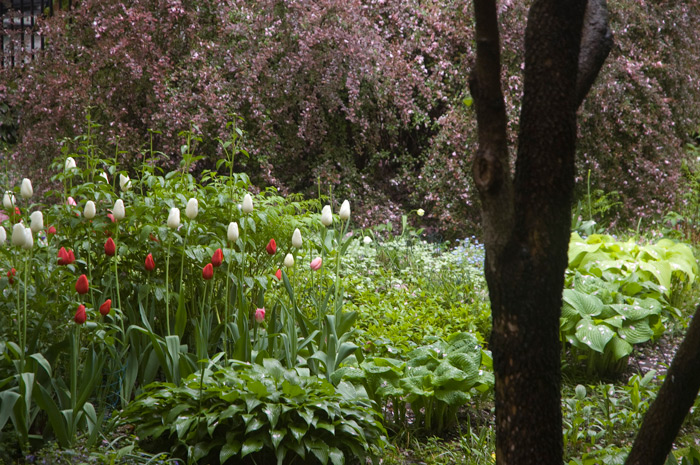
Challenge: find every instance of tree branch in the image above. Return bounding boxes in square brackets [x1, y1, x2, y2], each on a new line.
[626, 305, 700, 465]
[575, 0, 613, 108]
[470, 0, 513, 262]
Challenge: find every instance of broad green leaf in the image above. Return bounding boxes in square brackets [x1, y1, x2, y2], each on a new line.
[609, 303, 655, 321]
[435, 388, 469, 407]
[608, 336, 634, 360]
[575, 320, 615, 353]
[270, 428, 286, 449]
[329, 447, 345, 465]
[245, 415, 265, 434]
[241, 436, 264, 458]
[618, 320, 654, 344]
[568, 233, 603, 268]
[638, 261, 672, 295]
[289, 423, 308, 442]
[563, 289, 604, 317]
[264, 404, 281, 429]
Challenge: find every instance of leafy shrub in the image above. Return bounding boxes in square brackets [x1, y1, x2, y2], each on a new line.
[5, 0, 699, 235]
[561, 233, 697, 375]
[118, 359, 390, 465]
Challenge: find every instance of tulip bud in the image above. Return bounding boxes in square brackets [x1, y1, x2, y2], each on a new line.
[84, 200, 96, 219]
[74, 304, 87, 324]
[11, 223, 26, 247]
[185, 198, 198, 219]
[113, 199, 125, 221]
[167, 207, 180, 229]
[22, 228, 33, 250]
[284, 253, 295, 268]
[321, 205, 332, 226]
[310, 257, 322, 271]
[64, 157, 77, 173]
[105, 237, 116, 256]
[417, 208, 425, 217]
[202, 262, 214, 280]
[275, 269, 282, 281]
[7, 268, 16, 285]
[292, 228, 302, 248]
[254, 307, 266, 323]
[66, 196, 77, 207]
[48, 225, 57, 235]
[0, 226, 6, 246]
[339, 200, 350, 221]
[211, 248, 223, 267]
[58, 247, 76, 266]
[75, 274, 89, 295]
[266, 238, 277, 255]
[119, 174, 131, 191]
[242, 194, 254, 213]
[363, 236, 372, 244]
[99, 299, 112, 316]
[145, 253, 155, 271]
[20, 178, 33, 199]
[29, 211, 44, 233]
[227, 222, 239, 242]
[3, 192, 16, 209]
[99, 171, 109, 183]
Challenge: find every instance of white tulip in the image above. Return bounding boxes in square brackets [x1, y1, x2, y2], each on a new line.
[119, 174, 131, 192]
[3, 192, 16, 209]
[417, 208, 425, 217]
[167, 207, 181, 229]
[20, 178, 33, 199]
[99, 171, 110, 183]
[321, 205, 332, 226]
[11, 223, 26, 247]
[29, 211, 44, 233]
[339, 200, 350, 221]
[284, 253, 295, 268]
[84, 200, 96, 219]
[113, 199, 126, 221]
[0, 226, 6, 246]
[22, 228, 33, 249]
[227, 221, 239, 242]
[242, 194, 254, 213]
[185, 198, 198, 219]
[64, 157, 77, 173]
[292, 228, 303, 248]
[363, 236, 372, 244]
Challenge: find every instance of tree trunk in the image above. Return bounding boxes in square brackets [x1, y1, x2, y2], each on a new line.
[471, 0, 609, 463]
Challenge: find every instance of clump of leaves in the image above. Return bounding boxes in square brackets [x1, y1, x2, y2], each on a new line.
[561, 233, 697, 376]
[118, 359, 390, 465]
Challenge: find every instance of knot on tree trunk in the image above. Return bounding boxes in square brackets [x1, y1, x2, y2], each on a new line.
[473, 147, 503, 194]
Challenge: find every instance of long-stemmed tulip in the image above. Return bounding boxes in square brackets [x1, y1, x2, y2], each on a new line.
[164, 207, 180, 336]
[20, 178, 33, 200]
[111, 199, 125, 328]
[83, 200, 96, 220]
[29, 211, 44, 233]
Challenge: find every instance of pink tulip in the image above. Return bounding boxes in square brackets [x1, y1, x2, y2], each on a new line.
[310, 257, 322, 271]
[254, 308, 266, 323]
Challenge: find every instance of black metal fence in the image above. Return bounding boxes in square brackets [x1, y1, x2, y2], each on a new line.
[1, 0, 72, 68]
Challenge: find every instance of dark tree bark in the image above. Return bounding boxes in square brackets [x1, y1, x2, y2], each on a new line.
[470, 0, 610, 463]
[625, 305, 700, 465]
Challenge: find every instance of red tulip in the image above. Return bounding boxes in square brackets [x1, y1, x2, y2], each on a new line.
[255, 307, 266, 323]
[145, 253, 155, 271]
[75, 274, 89, 295]
[211, 248, 223, 267]
[7, 268, 16, 285]
[275, 269, 282, 281]
[104, 237, 116, 256]
[99, 299, 112, 316]
[48, 225, 57, 235]
[266, 238, 277, 255]
[202, 263, 214, 280]
[74, 304, 86, 324]
[58, 247, 75, 266]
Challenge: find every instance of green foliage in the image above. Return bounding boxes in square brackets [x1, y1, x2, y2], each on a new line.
[562, 233, 697, 375]
[119, 359, 390, 465]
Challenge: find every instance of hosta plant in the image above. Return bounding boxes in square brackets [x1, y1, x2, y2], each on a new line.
[118, 358, 390, 465]
[562, 233, 698, 376]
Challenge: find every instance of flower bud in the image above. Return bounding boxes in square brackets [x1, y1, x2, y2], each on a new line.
[64, 157, 77, 173]
[417, 208, 425, 217]
[84, 200, 97, 219]
[310, 257, 322, 271]
[104, 237, 116, 256]
[22, 228, 33, 249]
[266, 238, 277, 255]
[292, 228, 302, 248]
[99, 171, 109, 183]
[227, 221, 239, 242]
[66, 196, 77, 207]
[75, 274, 89, 294]
[339, 200, 350, 221]
[202, 263, 214, 280]
[0, 226, 6, 246]
[74, 304, 87, 324]
[321, 205, 332, 226]
[113, 199, 125, 221]
[185, 198, 198, 219]
[242, 194, 254, 213]
[211, 248, 223, 267]
[3, 192, 16, 209]
[284, 253, 295, 268]
[254, 307, 266, 323]
[363, 236, 372, 244]
[20, 178, 33, 199]
[29, 211, 44, 233]
[275, 269, 282, 281]
[145, 253, 155, 271]
[119, 174, 131, 192]
[11, 223, 26, 247]
[167, 207, 180, 229]
[99, 299, 112, 316]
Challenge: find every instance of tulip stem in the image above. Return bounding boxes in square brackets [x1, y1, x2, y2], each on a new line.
[114, 223, 124, 336]
[165, 239, 172, 336]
